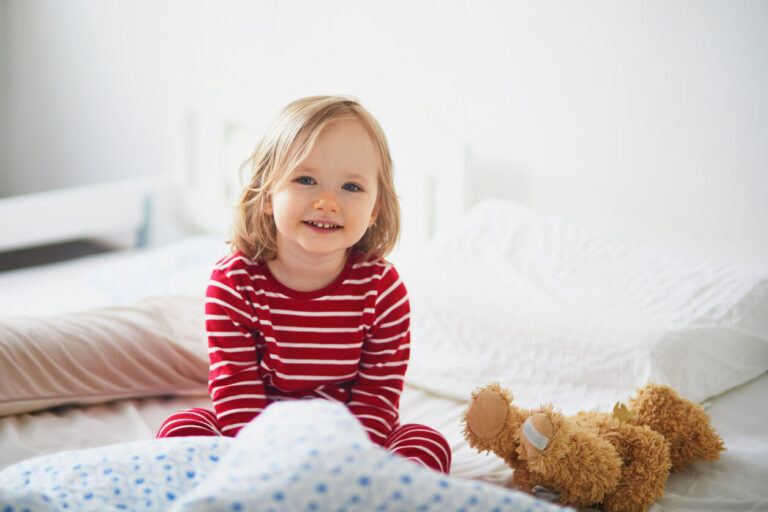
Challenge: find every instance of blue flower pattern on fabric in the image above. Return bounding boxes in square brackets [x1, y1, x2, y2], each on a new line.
[0, 401, 568, 511]
[0, 436, 224, 511]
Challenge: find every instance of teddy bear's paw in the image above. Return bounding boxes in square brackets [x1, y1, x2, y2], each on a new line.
[466, 387, 511, 440]
[519, 412, 554, 459]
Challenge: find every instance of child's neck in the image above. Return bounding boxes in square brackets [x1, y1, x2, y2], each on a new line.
[267, 250, 349, 292]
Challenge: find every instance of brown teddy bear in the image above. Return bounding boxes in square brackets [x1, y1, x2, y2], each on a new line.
[463, 383, 725, 512]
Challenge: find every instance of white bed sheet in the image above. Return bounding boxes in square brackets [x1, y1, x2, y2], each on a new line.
[1, 376, 766, 511]
[0, 235, 227, 318]
[1, 233, 766, 511]
[407, 373, 768, 511]
[650, 373, 768, 511]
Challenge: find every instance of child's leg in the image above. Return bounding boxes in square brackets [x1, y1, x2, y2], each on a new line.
[156, 408, 224, 438]
[383, 424, 451, 474]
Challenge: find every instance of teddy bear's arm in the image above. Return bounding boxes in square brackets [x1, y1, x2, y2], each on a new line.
[463, 384, 524, 466]
[526, 414, 623, 509]
[600, 425, 670, 512]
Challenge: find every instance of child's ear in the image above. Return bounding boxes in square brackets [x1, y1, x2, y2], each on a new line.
[368, 201, 381, 228]
[263, 194, 273, 215]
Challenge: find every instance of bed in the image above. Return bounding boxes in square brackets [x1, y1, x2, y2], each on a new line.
[1, 190, 767, 511]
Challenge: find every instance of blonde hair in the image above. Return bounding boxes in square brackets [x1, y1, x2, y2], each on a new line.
[231, 95, 400, 262]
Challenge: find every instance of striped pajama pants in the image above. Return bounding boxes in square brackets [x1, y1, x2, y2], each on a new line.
[157, 407, 452, 474]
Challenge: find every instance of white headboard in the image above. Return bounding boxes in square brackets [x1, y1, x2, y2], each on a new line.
[0, 179, 155, 253]
[181, 109, 767, 272]
[180, 111, 469, 258]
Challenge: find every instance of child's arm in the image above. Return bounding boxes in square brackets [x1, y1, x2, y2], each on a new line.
[346, 266, 410, 445]
[205, 265, 269, 436]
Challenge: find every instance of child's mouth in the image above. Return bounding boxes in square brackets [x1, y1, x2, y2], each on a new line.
[303, 220, 342, 230]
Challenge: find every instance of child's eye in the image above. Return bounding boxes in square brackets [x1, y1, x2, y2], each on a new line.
[295, 176, 316, 185]
[342, 183, 362, 192]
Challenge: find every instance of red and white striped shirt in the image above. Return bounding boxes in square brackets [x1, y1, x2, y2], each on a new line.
[205, 250, 411, 444]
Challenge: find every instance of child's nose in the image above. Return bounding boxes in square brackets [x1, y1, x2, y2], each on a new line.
[312, 192, 340, 213]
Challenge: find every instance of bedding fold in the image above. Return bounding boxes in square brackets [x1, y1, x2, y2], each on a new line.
[0, 296, 209, 417]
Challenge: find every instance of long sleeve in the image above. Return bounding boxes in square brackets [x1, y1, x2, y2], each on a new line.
[205, 258, 269, 436]
[346, 266, 411, 444]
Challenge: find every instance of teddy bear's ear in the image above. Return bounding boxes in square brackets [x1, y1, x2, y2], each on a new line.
[612, 402, 636, 423]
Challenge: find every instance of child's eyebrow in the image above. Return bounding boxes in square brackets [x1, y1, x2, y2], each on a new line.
[292, 166, 374, 183]
[345, 172, 375, 183]
[292, 165, 317, 174]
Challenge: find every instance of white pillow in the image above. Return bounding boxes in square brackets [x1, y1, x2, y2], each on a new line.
[400, 199, 768, 414]
[0, 296, 209, 417]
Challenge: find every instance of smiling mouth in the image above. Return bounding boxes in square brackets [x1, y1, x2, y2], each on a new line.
[303, 220, 342, 230]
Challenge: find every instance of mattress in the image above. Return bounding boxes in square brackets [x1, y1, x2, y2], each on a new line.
[1, 201, 767, 510]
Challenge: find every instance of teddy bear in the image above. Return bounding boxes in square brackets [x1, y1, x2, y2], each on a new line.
[462, 383, 725, 512]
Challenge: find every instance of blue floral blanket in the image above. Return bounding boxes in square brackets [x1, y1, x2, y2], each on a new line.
[0, 400, 565, 512]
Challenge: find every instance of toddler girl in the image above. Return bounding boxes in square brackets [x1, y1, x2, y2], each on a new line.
[157, 96, 451, 474]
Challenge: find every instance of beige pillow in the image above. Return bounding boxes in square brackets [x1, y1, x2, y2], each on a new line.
[0, 296, 209, 417]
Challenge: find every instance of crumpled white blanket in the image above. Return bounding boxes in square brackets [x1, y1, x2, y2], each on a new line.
[0, 399, 565, 512]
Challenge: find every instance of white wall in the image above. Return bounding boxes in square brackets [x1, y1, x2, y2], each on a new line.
[2, 0, 767, 268]
[3, 0, 192, 195]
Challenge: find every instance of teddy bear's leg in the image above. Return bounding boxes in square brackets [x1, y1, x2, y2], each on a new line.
[463, 383, 523, 468]
[509, 463, 541, 497]
[629, 384, 725, 472]
[601, 424, 671, 512]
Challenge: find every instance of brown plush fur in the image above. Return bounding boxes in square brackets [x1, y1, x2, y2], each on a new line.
[462, 383, 725, 512]
[628, 384, 725, 472]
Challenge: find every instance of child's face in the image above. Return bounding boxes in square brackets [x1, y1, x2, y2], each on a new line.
[265, 118, 380, 263]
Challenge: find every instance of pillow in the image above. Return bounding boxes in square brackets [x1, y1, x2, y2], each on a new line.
[0, 296, 209, 417]
[400, 199, 768, 414]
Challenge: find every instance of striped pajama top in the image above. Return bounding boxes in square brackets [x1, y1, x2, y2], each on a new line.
[205, 250, 411, 444]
